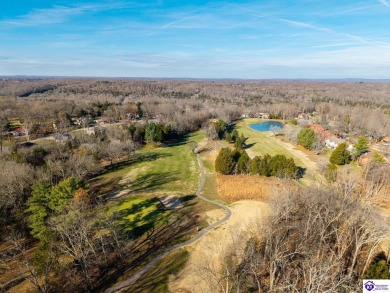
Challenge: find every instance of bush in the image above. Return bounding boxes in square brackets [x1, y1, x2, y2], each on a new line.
[237, 151, 250, 174]
[250, 154, 296, 178]
[364, 259, 388, 279]
[354, 136, 369, 157]
[329, 143, 351, 165]
[225, 132, 232, 143]
[297, 128, 317, 149]
[323, 164, 337, 183]
[215, 148, 235, 175]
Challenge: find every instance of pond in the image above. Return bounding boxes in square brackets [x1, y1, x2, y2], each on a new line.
[249, 121, 285, 132]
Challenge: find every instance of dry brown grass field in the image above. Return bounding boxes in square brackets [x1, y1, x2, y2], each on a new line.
[217, 174, 295, 202]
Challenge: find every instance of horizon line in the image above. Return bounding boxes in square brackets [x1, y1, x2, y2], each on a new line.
[2, 75, 390, 83]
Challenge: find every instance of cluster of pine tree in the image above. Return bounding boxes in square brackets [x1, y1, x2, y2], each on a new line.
[215, 148, 298, 179]
[126, 122, 175, 144]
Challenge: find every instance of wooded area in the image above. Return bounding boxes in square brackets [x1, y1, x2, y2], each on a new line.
[0, 78, 390, 292]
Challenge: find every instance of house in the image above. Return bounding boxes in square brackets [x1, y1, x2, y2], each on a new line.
[308, 123, 344, 149]
[258, 113, 269, 119]
[325, 137, 344, 149]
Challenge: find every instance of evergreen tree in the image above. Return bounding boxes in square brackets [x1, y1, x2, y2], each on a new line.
[214, 119, 227, 139]
[250, 156, 262, 175]
[260, 154, 272, 176]
[373, 151, 385, 164]
[26, 180, 51, 240]
[285, 158, 297, 178]
[329, 143, 351, 165]
[297, 128, 317, 149]
[225, 132, 232, 143]
[364, 260, 389, 279]
[48, 177, 83, 212]
[234, 133, 246, 150]
[215, 148, 235, 175]
[231, 129, 239, 142]
[354, 136, 369, 157]
[237, 151, 250, 174]
[26, 177, 83, 241]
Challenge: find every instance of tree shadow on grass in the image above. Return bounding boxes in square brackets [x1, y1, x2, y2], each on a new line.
[244, 142, 256, 149]
[114, 197, 167, 238]
[125, 171, 179, 193]
[95, 152, 172, 177]
[180, 194, 196, 203]
[163, 134, 190, 147]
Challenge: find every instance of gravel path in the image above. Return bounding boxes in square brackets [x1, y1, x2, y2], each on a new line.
[104, 154, 231, 293]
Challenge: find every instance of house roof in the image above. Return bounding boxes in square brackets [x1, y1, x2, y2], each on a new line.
[308, 123, 340, 142]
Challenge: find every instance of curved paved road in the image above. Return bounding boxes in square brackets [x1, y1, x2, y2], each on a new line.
[104, 154, 232, 293]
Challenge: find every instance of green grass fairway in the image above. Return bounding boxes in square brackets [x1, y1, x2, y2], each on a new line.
[92, 132, 202, 197]
[236, 119, 291, 156]
[108, 196, 170, 236]
[236, 119, 304, 164]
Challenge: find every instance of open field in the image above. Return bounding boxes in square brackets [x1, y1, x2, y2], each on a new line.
[217, 174, 295, 201]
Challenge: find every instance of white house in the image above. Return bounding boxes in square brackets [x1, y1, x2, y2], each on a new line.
[325, 137, 344, 149]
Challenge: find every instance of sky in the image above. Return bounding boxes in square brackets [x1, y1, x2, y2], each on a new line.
[1, 0, 390, 79]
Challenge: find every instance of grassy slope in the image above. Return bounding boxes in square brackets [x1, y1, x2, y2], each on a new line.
[94, 132, 221, 291]
[95, 133, 202, 198]
[236, 119, 301, 160]
[123, 249, 189, 293]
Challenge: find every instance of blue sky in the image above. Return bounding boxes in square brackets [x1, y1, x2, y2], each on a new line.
[1, 0, 390, 78]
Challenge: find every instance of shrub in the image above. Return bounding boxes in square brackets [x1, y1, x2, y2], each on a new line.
[329, 143, 351, 165]
[323, 164, 337, 183]
[364, 259, 388, 279]
[297, 128, 317, 149]
[354, 136, 369, 157]
[215, 148, 235, 175]
[237, 151, 250, 174]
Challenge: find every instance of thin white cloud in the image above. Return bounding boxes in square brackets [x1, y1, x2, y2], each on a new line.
[255, 14, 390, 47]
[379, 0, 390, 8]
[1, 2, 127, 27]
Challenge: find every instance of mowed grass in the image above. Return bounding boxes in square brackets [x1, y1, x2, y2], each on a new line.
[107, 196, 170, 236]
[236, 119, 305, 166]
[92, 132, 202, 197]
[236, 119, 292, 156]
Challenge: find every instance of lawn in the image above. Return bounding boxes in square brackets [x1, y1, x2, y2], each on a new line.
[92, 132, 202, 198]
[236, 119, 298, 158]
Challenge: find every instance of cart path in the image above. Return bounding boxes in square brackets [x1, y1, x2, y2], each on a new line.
[104, 154, 232, 293]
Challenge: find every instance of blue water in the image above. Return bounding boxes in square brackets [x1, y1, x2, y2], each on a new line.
[249, 121, 284, 132]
